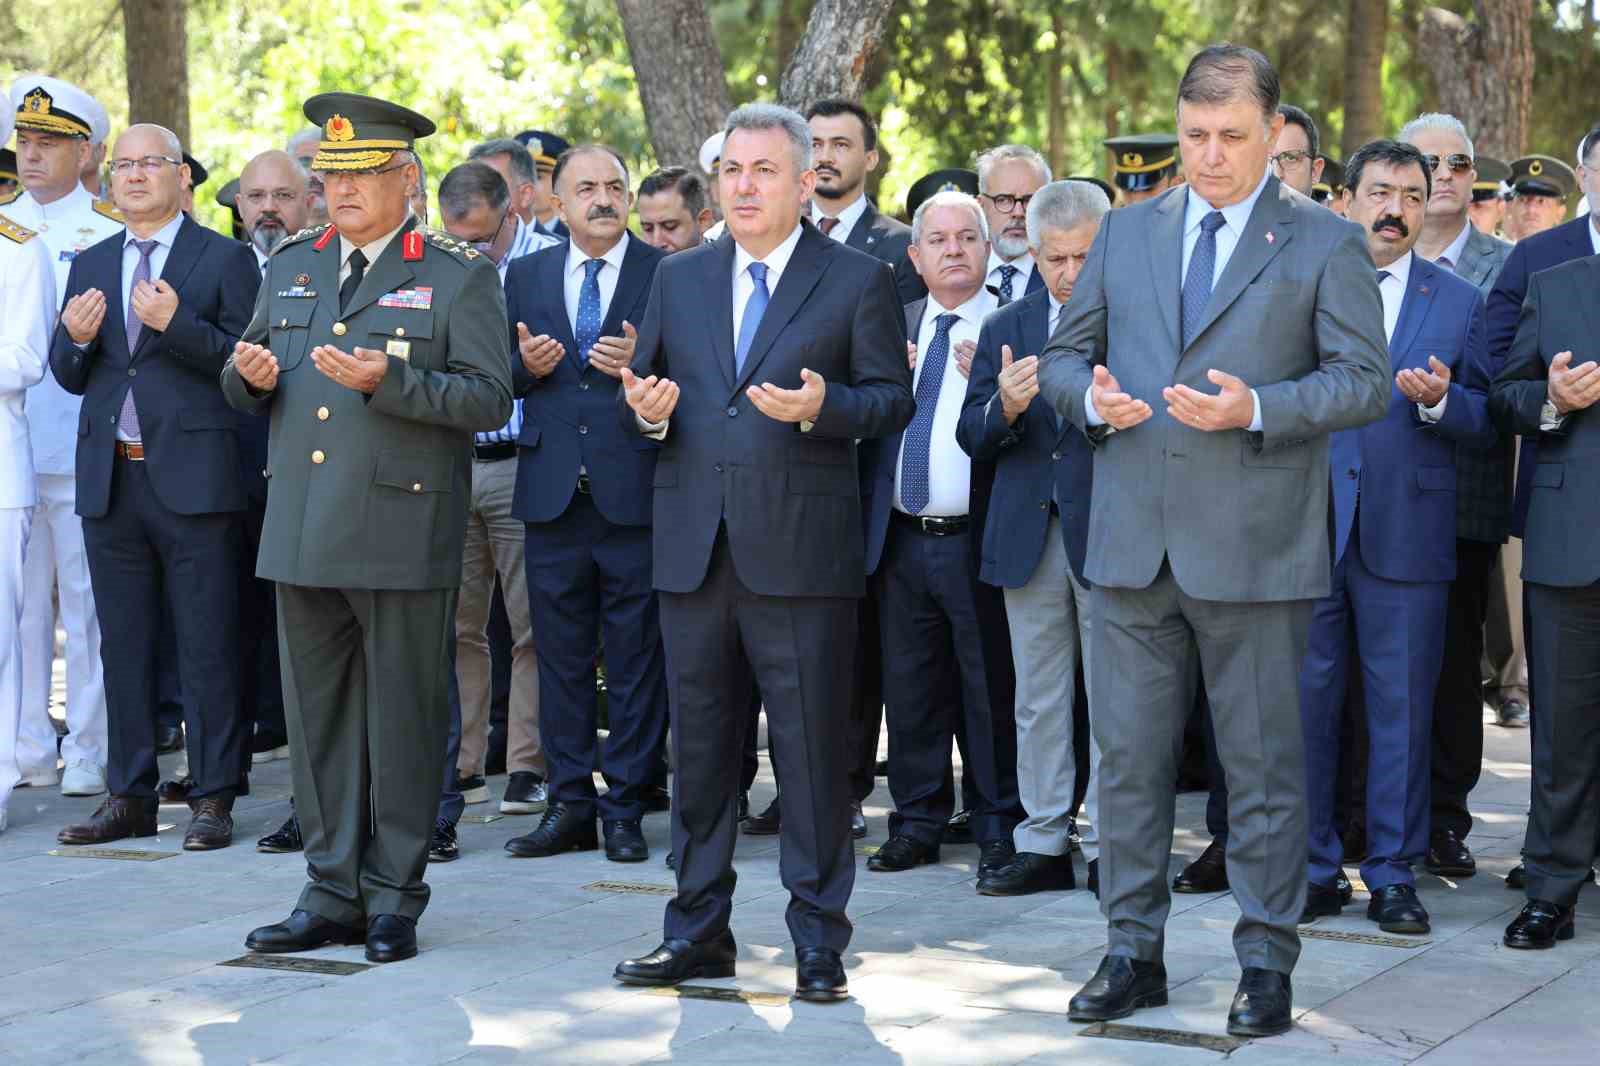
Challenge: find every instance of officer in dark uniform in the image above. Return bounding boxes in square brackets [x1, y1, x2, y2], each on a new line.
[513, 128, 571, 239]
[1505, 154, 1577, 240]
[1468, 156, 1510, 237]
[223, 92, 513, 964]
[1103, 133, 1180, 207]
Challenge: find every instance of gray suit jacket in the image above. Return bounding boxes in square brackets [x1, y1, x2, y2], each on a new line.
[1036, 176, 1390, 603]
[1446, 223, 1514, 543]
[1453, 224, 1511, 295]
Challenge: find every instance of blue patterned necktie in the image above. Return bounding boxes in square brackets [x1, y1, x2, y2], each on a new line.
[575, 258, 604, 366]
[119, 238, 157, 441]
[1181, 211, 1226, 349]
[899, 313, 958, 514]
[996, 264, 1019, 306]
[735, 261, 769, 375]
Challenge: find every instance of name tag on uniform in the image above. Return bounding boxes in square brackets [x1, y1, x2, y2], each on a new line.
[59, 250, 77, 262]
[378, 286, 433, 310]
[276, 287, 317, 298]
[386, 340, 411, 360]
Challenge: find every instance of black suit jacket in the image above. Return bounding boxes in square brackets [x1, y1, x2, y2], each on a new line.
[1489, 254, 1600, 587]
[509, 235, 664, 525]
[955, 287, 1094, 587]
[842, 201, 926, 306]
[1487, 216, 1595, 537]
[625, 220, 914, 598]
[49, 214, 259, 518]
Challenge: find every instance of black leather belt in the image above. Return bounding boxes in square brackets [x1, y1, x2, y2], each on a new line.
[576, 474, 592, 495]
[473, 441, 516, 461]
[891, 510, 969, 536]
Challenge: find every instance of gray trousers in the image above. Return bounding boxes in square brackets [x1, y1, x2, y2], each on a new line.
[1094, 561, 1310, 973]
[1004, 517, 1099, 857]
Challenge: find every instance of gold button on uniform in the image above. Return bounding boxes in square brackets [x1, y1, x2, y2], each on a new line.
[332, 322, 348, 336]
[317, 406, 330, 421]
[395, 327, 406, 337]
[312, 449, 326, 465]
[411, 483, 422, 493]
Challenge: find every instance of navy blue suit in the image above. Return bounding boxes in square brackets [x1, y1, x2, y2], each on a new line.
[508, 234, 668, 822]
[1298, 257, 1495, 891]
[48, 214, 259, 802]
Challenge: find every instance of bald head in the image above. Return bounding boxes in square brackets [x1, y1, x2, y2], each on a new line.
[239, 149, 311, 254]
[117, 123, 183, 161]
[110, 124, 187, 228]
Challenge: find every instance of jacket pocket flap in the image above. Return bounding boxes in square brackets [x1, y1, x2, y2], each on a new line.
[1414, 466, 1455, 492]
[272, 302, 315, 329]
[367, 317, 435, 340]
[373, 451, 453, 494]
[1531, 463, 1564, 489]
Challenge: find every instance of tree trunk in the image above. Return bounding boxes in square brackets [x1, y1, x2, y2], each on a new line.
[1046, 9, 1067, 177]
[1339, 0, 1389, 158]
[121, 0, 189, 148]
[778, 0, 896, 110]
[615, 0, 733, 168]
[1416, 1, 1534, 158]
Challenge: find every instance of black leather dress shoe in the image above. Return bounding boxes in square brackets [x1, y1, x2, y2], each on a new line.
[365, 914, 417, 963]
[866, 834, 940, 872]
[977, 851, 1075, 896]
[1336, 870, 1354, 905]
[1503, 900, 1574, 949]
[795, 947, 847, 1002]
[429, 819, 459, 862]
[664, 850, 677, 870]
[1367, 883, 1429, 934]
[943, 808, 974, 844]
[1425, 830, 1476, 877]
[737, 791, 750, 822]
[874, 758, 888, 777]
[246, 908, 365, 953]
[257, 813, 303, 853]
[743, 797, 781, 835]
[505, 802, 598, 857]
[1087, 858, 1099, 899]
[639, 785, 671, 813]
[1227, 967, 1293, 1037]
[604, 819, 648, 862]
[1067, 955, 1168, 1022]
[1495, 698, 1530, 728]
[57, 796, 157, 845]
[154, 724, 184, 754]
[183, 797, 234, 850]
[850, 800, 867, 839]
[977, 838, 1017, 879]
[615, 929, 737, 986]
[1172, 838, 1228, 893]
[1505, 863, 1526, 890]
[1299, 881, 1343, 923]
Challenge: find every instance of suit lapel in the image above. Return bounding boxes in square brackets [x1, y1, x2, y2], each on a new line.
[1022, 293, 1069, 437]
[339, 219, 417, 321]
[133, 216, 203, 360]
[538, 247, 578, 354]
[1187, 177, 1294, 347]
[845, 203, 880, 254]
[1581, 257, 1600, 346]
[598, 237, 649, 338]
[1148, 189, 1185, 353]
[707, 235, 737, 389]
[100, 237, 130, 361]
[730, 226, 828, 396]
[1389, 260, 1437, 365]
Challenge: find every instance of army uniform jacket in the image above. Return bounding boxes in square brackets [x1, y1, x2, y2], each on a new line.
[221, 219, 513, 590]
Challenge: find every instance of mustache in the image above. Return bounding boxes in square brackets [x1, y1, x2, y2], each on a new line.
[816, 166, 840, 177]
[1372, 215, 1409, 237]
[587, 205, 619, 221]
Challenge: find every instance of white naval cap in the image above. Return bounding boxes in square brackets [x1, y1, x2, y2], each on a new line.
[9, 74, 98, 140]
[80, 91, 111, 145]
[699, 130, 726, 176]
[0, 100, 12, 149]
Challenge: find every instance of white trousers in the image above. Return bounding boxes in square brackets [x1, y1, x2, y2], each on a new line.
[16, 474, 106, 771]
[1, 506, 33, 811]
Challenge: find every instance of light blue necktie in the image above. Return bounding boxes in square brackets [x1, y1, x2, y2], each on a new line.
[575, 258, 604, 367]
[734, 261, 769, 376]
[899, 313, 958, 515]
[1181, 211, 1226, 349]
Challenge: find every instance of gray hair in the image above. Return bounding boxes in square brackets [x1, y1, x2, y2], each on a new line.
[976, 144, 1052, 192]
[1398, 112, 1475, 160]
[286, 127, 321, 154]
[911, 190, 989, 244]
[1025, 180, 1110, 248]
[468, 138, 537, 188]
[723, 103, 813, 172]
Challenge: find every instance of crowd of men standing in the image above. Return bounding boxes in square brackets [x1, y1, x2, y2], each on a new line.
[2, 37, 1599, 1036]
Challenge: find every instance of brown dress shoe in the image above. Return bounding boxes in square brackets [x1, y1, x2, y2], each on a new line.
[58, 797, 158, 845]
[183, 796, 235, 850]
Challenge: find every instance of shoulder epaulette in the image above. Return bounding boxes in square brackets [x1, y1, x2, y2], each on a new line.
[0, 186, 20, 207]
[421, 226, 483, 265]
[0, 211, 37, 244]
[277, 223, 333, 252]
[92, 198, 124, 222]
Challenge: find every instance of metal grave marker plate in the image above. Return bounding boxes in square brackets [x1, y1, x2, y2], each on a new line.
[1078, 1022, 1243, 1053]
[49, 847, 178, 861]
[1300, 928, 1428, 948]
[645, 985, 791, 1007]
[219, 954, 371, 976]
[582, 880, 676, 896]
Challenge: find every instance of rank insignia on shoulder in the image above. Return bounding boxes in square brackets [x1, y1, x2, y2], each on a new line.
[313, 227, 337, 251]
[92, 199, 124, 222]
[0, 213, 37, 244]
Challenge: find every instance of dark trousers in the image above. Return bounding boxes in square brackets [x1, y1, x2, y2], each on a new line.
[485, 580, 513, 769]
[526, 492, 667, 822]
[437, 622, 464, 826]
[1430, 539, 1499, 838]
[662, 532, 856, 952]
[1523, 581, 1600, 907]
[878, 519, 1018, 845]
[82, 459, 242, 801]
[278, 583, 453, 924]
[1300, 532, 1446, 890]
[237, 495, 284, 777]
[848, 590, 883, 803]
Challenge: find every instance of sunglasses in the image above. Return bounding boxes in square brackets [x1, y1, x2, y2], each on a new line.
[1423, 154, 1473, 176]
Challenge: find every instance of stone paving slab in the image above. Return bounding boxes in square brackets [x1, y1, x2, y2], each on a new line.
[4, 710, 1600, 1064]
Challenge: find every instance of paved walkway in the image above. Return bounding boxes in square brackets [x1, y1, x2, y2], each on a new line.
[2, 710, 1595, 1065]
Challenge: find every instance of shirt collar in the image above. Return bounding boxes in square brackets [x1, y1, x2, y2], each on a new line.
[734, 221, 804, 283]
[123, 211, 184, 250]
[986, 249, 1034, 277]
[1436, 220, 1473, 267]
[1047, 292, 1067, 324]
[812, 193, 868, 229]
[566, 231, 629, 277]
[1185, 166, 1273, 237]
[1380, 250, 1414, 289]
[923, 286, 997, 332]
[339, 219, 407, 271]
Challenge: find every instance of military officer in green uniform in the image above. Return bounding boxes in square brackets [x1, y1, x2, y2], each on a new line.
[222, 92, 512, 964]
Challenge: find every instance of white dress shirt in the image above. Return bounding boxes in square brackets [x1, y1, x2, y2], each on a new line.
[252, 246, 270, 274]
[811, 193, 869, 244]
[985, 250, 1036, 297]
[1432, 221, 1473, 272]
[564, 232, 629, 341]
[0, 229, 55, 509]
[893, 287, 998, 516]
[1378, 251, 1447, 422]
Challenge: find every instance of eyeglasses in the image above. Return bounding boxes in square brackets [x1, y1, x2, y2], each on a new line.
[462, 206, 510, 253]
[240, 189, 304, 207]
[1270, 149, 1312, 169]
[980, 192, 1033, 213]
[109, 155, 181, 175]
[1423, 154, 1473, 176]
